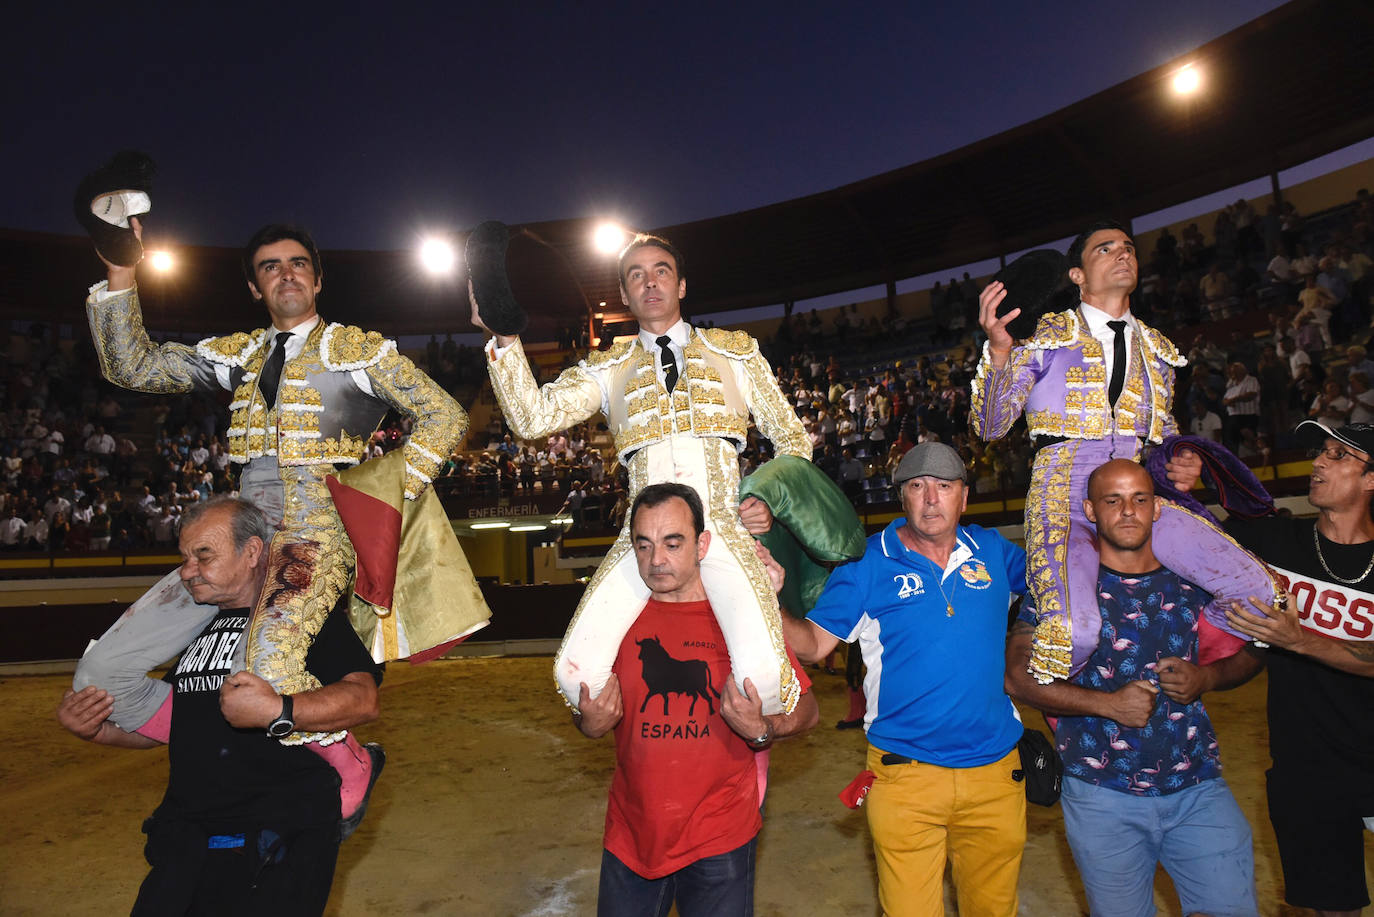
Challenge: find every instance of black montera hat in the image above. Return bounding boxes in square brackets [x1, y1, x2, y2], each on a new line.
[991, 249, 1078, 341]
[466, 221, 528, 337]
[73, 151, 156, 267]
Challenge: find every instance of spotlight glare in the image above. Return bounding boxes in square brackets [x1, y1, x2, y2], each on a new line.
[148, 250, 174, 272]
[593, 223, 627, 254]
[1172, 66, 1201, 95]
[418, 237, 457, 274]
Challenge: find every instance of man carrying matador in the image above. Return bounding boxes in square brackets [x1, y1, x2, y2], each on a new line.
[972, 219, 1278, 684]
[470, 227, 857, 716]
[72, 154, 487, 835]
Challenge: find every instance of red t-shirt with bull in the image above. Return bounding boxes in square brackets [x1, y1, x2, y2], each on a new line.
[603, 597, 808, 879]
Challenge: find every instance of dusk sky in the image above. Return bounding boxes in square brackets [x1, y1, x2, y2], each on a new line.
[8, 1, 1290, 256]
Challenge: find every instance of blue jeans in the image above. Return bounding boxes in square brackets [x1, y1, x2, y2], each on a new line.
[597, 835, 757, 917]
[1061, 776, 1257, 917]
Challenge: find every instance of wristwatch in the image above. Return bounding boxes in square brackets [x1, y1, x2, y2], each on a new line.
[266, 695, 295, 738]
[746, 725, 773, 750]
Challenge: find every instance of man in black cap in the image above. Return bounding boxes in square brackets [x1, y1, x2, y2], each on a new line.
[783, 442, 1029, 916]
[1176, 420, 1374, 915]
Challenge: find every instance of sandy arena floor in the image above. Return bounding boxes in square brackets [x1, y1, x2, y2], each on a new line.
[2, 655, 1369, 916]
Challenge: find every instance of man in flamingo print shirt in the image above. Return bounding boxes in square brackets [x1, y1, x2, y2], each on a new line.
[1006, 459, 1262, 917]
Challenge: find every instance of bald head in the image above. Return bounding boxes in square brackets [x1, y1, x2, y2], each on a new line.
[1086, 459, 1153, 501]
[1084, 459, 1160, 559]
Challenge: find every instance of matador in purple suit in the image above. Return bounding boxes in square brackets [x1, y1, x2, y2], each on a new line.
[972, 220, 1277, 684]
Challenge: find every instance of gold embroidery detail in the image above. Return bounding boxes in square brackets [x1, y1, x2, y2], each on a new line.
[487, 339, 603, 443]
[1025, 441, 1076, 683]
[582, 339, 635, 368]
[702, 441, 799, 713]
[626, 391, 658, 418]
[278, 432, 370, 465]
[202, 331, 262, 360]
[327, 325, 387, 366]
[736, 344, 810, 459]
[698, 327, 757, 357]
[683, 362, 722, 383]
[276, 411, 322, 434]
[279, 386, 323, 408]
[688, 385, 726, 406]
[1029, 616, 1073, 684]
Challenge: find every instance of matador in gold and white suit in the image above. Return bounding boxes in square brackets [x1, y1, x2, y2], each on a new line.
[77, 282, 468, 744]
[487, 320, 810, 714]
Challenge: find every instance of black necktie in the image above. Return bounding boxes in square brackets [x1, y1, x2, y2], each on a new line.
[258, 332, 292, 408]
[1106, 320, 1128, 407]
[656, 335, 678, 392]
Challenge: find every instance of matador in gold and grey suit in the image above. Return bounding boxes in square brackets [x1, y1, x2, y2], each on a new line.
[77, 282, 466, 744]
[487, 319, 810, 715]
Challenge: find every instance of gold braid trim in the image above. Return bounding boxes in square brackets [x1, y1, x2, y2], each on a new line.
[86, 286, 211, 394]
[365, 349, 467, 499]
[248, 535, 349, 746]
[735, 342, 811, 459]
[703, 442, 799, 714]
[1029, 616, 1073, 684]
[488, 339, 603, 443]
[583, 339, 636, 368]
[320, 323, 395, 371]
[551, 450, 650, 707]
[197, 329, 268, 367]
[1021, 310, 1080, 350]
[1025, 441, 1077, 684]
[697, 327, 757, 358]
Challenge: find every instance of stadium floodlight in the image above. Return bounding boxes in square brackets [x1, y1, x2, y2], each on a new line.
[418, 237, 457, 274]
[1172, 65, 1201, 96]
[147, 250, 174, 272]
[593, 222, 628, 255]
[470, 521, 511, 530]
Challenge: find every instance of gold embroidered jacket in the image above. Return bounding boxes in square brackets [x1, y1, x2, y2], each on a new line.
[970, 309, 1184, 445]
[487, 327, 810, 462]
[87, 285, 464, 499]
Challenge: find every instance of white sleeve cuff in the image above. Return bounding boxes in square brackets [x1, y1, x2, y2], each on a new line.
[88, 280, 134, 302]
[484, 337, 515, 360]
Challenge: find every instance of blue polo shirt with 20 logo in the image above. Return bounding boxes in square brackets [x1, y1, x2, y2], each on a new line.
[807, 518, 1027, 766]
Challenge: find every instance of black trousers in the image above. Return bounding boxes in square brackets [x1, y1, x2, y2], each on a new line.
[132, 817, 339, 917]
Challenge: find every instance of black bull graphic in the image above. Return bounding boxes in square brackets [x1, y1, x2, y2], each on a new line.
[636, 636, 721, 716]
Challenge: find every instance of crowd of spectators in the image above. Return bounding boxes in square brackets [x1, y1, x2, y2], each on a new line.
[1171, 189, 1374, 459]
[434, 422, 630, 530]
[6, 189, 1368, 557]
[430, 188, 1373, 520]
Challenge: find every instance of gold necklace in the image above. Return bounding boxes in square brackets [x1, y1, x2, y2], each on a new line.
[934, 572, 956, 617]
[899, 527, 958, 615]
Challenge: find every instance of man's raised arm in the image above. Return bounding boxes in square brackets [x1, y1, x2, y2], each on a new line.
[86, 218, 224, 395]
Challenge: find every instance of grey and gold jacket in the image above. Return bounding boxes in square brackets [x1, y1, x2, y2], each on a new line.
[87, 284, 464, 499]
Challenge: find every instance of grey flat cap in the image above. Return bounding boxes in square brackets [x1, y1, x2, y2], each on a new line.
[892, 442, 967, 484]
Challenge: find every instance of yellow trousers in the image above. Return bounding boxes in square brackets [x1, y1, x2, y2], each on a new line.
[865, 744, 1026, 917]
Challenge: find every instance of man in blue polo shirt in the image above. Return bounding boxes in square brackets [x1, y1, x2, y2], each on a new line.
[783, 441, 1028, 917]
